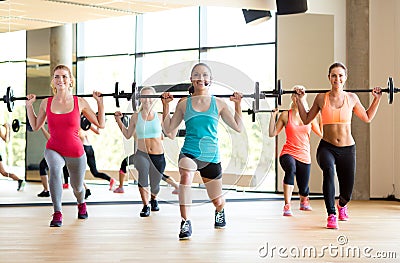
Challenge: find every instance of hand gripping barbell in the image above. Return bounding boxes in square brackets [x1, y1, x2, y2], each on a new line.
[264, 77, 398, 106]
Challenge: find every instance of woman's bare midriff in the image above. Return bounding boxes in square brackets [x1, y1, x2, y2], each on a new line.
[137, 138, 164, 154]
[322, 124, 355, 147]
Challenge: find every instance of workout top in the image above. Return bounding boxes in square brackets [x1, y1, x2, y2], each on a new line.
[46, 96, 84, 157]
[280, 110, 312, 164]
[181, 96, 220, 163]
[321, 92, 352, 125]
[136, 111, 162, 139]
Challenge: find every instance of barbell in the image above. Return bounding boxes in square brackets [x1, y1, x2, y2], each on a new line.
[265, 77, 398, 106]
[129, 81, 274, 112]
[2, 82, 124, 113]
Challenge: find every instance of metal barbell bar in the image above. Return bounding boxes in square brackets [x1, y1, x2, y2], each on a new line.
[264, 77, 398, 106]
[2, 82, 122, 113]
[129, 81, 277, 112]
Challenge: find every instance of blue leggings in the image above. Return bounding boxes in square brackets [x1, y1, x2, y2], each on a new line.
[279, 154, 311, 197]
[316, 140, 356, 215]
[45, 149, 87, 212]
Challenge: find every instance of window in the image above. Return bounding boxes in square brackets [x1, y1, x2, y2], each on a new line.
[74, 6, 277, 191]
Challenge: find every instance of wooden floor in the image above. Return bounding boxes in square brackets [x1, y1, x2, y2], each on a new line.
[1, 180, 399, 262]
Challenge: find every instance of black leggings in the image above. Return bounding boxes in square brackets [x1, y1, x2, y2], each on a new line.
[279, 154, 311, 197]
[84, 145, 111, 181]
[316, 140, 356, 215]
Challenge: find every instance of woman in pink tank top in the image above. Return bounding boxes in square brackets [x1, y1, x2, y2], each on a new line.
[26, 64, 105, 227]
[269, 88, 322, 216]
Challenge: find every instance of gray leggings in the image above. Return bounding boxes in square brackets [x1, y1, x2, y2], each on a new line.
[133, 150, 165, 196]
[45, 149, 87, 212]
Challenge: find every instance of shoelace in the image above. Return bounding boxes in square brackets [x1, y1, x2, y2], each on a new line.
[78, 204, 87, 214]
[339, 206, 348, 217]
[52, 212, 62, 221]
[181, 221, 190, 233]
[215, 211, 225, 223]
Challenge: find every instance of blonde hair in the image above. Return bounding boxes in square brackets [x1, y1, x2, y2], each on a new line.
[138, 86, 156, 112]
[50, 64, 75, 95]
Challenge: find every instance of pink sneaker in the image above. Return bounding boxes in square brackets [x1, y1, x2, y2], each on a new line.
[300, 198, 312, 211]
[113, 187, 124, 193]
[283, 204, 293, 216]
[50, 211, 62, 227]
[337, 204, 349, 221]
[78, 203, 88, 219]
[109, 178, 116, 191]
[326, 214, 338, 229]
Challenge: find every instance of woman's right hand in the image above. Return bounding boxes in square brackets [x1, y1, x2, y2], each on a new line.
[26, 94, 36, 107]
[114, 111, 122, 121]
[161, 92, 174, 105]
[294, 85, 306, 101]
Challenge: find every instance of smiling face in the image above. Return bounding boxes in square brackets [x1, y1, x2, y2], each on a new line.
[328, 65, 347, 89]
[50, 65, 74, 95]
[190, 63, 212, 91]
[139, 87, 156, 110]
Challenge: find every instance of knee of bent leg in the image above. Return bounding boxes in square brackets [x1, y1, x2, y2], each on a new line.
[178, 157, 197, 172]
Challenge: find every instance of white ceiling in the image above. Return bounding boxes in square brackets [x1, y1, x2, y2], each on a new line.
[0, 0, 276, 33]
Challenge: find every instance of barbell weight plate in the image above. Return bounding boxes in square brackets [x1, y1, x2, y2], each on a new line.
[115, 82, 120, 108]
[80, 115, 91, 131]
[388, 77, 394, 104]
[277, 79, 282, 106]
[11, 119, 20, 132]
[6, 86, 14, 113]
[254, 82, 260, 113]
[132, 82, 139, 112]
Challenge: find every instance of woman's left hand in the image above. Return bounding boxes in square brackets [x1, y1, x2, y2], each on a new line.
[230, 92, 242, 103]
[93, 91, 103, 103]
[372, 87, 382, 99]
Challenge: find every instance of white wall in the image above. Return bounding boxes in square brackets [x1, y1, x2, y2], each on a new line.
[370, 0, 400, 198]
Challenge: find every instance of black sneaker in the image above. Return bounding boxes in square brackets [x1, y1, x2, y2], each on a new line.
[150, 199, 160, 211]
[85, 189, 91, 199]
[37, 190, 50, 197]
[140, 205, 150, 217]
[214, 209, 226, 229]
[179, 220, 192, 240]
[17, 180, 25, 191]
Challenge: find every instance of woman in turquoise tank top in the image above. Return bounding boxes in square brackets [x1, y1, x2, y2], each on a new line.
[161, 63, 244, 240]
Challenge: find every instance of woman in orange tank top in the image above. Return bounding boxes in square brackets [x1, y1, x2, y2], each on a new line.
[269, 88, 322, 216]
[294, 62, 382, 229]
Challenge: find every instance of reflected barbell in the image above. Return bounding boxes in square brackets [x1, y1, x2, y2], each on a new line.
[264, 77, 398, 106]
